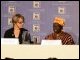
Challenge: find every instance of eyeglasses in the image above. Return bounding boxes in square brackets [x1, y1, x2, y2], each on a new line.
[17, 22, 24, 24]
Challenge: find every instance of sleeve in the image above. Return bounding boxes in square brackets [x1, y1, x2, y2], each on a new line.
[22, 31, 33, 44]
[4, 30, 9, 38]
[26, 32, 34, 44]
[26, 32, 31, 43]
[65, 35, 75, 45]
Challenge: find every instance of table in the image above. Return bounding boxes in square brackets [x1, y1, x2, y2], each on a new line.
[1, 45, 79, 59]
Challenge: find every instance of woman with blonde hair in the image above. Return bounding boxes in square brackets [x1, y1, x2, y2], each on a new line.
[4, 14, 33, 44]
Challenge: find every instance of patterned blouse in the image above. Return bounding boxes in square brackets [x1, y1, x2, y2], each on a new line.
[45, 31, 75, 45]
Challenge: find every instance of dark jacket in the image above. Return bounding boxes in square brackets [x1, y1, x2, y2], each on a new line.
[4, 28, 33, 44]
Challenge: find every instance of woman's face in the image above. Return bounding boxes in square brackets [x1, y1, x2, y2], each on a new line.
[15, 18, 24, 28]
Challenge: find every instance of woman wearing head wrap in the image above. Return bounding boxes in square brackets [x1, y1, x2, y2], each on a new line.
[45, 16, 75, 45]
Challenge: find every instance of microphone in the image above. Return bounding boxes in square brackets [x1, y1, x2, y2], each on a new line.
[34, 37, 37, 44]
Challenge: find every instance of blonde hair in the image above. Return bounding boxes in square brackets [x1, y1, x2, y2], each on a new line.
[12, 14, 24, 23]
